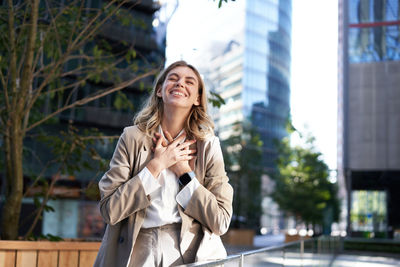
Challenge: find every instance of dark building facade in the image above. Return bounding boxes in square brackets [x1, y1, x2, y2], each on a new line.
[14, 0, 165, 239]
[338, 0, 400, 238]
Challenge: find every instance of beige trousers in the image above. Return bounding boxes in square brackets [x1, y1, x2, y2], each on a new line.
[130, 223, 185, 267]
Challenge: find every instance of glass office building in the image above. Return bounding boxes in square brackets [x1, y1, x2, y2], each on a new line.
[209, 0, 292, 172]
[338, 0, 400, 238]
[205, 0, 291, 231]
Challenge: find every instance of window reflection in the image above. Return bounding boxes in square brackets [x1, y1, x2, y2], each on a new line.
[348, 0, 400, 62]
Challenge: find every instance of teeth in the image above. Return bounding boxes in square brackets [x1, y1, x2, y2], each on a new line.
[172, 91, 185, 97]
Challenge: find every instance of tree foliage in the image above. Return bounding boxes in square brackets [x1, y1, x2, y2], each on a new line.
[271, 123, 340, 231]
[0, 0, 159, 240]
[215, 0, 236, 8]
[221, 121, 264, 229]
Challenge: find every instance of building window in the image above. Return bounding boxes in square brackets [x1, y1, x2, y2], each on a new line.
[351, 190, 387, 237]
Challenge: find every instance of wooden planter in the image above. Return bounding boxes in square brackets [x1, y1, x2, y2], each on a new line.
[221, 228, 255, 246]
[0, 240, 100, 267]
[284, 233, 310, 243]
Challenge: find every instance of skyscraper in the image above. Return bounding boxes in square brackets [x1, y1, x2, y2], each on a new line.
[208, 0, 292, 173]
[338, 0, 400, 238]
[202, 0, 292, 231]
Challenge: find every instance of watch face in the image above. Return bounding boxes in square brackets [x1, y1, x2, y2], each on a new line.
[179, 173, 192, 186]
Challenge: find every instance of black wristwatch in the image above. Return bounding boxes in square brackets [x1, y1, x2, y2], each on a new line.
[178, 171, 195, 186]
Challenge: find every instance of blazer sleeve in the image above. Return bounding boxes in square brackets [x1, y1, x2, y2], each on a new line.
[98, 128, 151, 225]
[182, 137, 233, 236]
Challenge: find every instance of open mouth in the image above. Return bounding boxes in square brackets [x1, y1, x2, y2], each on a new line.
[171, 90, 187, 97]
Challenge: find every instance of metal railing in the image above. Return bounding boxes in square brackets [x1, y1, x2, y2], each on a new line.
[180, 236, 342, 267]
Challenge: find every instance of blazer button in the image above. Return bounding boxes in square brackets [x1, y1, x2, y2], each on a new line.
[119, 236, 124, 243]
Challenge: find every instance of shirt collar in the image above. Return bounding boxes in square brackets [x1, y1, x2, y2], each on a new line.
[158, 126, 186, 145]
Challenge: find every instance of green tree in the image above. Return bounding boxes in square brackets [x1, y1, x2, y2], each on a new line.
[272, 124, 340, 233]
[0, 0, 159, 240]
[221, 121, 264, 229]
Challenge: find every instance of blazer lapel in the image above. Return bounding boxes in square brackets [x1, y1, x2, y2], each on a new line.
[135, 134, 153, 175]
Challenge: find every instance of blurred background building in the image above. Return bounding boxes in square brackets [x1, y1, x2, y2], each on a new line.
[198, 0, 292, 233]
[206, 0, 292, 173]
[338, 0, 400, 239]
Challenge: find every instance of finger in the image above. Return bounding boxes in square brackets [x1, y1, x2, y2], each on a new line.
[177, 139, 196, 150]
[171, 132, 187, 147]
[153, 134, 167, 147]
[178, 149, 197, 156]
[162, 139, 167, 147]
[155, 135, 163, 148]
[178, 155, 194, 161]
[164, 130, 174, 143]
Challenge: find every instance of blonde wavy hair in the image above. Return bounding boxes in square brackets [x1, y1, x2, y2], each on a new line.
[134, 60, 214, 140]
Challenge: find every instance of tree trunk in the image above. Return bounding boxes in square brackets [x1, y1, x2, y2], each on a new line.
[1, 120, 24, 240]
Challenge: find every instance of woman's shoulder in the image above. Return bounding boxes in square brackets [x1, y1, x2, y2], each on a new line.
[199, 134, 221, 149]
[119, 125, 149, 144]
[122, 125, 143, 136]
[116, 125, 153, 153]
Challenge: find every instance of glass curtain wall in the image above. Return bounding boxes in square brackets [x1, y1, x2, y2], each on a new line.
[244, 0, 292, 171]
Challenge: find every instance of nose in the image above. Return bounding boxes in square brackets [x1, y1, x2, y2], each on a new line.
[176, 78, 184, 88]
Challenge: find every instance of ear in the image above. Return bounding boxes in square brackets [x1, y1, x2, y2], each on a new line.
[156, 86, 162, 97]
[194, 95, 200, 106]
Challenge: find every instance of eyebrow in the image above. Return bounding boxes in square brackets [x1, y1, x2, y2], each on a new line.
[168, 72, 198, 83]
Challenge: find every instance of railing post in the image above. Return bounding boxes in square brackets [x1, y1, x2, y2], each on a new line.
[300, 239, 304, 267]
[239, 254, 244, 267]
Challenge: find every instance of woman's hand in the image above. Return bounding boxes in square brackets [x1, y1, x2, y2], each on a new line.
[147, 132, 196, 178]
[163, 131, 197, 177]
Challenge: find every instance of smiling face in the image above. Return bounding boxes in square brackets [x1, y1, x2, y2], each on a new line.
[156, 66, 201, 110]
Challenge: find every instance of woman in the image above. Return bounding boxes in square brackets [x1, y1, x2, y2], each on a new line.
[94, 61, 233, 267]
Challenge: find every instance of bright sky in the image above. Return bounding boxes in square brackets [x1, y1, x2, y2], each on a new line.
[165, 0, 338, 171]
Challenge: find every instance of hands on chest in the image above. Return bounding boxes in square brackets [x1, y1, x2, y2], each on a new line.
[147, 131, 197, 178]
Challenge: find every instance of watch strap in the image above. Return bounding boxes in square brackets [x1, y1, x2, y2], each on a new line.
[178, 171, 195, 186]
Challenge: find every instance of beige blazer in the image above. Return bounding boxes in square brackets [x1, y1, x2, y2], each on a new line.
[94, 126, 233, 267]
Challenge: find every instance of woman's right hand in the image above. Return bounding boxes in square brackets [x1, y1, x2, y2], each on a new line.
[146, 133, 196, 178]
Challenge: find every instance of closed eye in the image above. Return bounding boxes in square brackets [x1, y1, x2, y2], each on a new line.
[167, 73, 179, 81]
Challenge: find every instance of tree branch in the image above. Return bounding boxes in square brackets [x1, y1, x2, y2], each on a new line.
[26, 69, 157, 132]
[18, 0, 39, 116]
[39, 78, 86, 97]
[44, 0, 63, 59]
[30, 1, 76, 81]
[69, 0, 120, 50]
[67, 0, 85, 46]
[0, 70, 10, 111]
[25, 0, 126, 120]
[23, 170, 60, 239]
[80, 135, 119, 141]
[23, 159, 56, 198]
[7, 0, 18, 110]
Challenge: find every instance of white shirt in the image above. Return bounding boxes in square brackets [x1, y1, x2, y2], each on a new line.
[138, 127, 200, 228]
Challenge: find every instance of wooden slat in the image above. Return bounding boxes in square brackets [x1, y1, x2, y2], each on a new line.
[78, 251, 97, 267]
[0, 241, 100, 251]
[16, 251, 37, 267]
[37, 251, 58, 267]
[0, 250, 16, 267]
[58, 251, 78, 267]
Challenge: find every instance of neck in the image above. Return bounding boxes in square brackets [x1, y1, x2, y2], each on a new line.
[161, 106, 191, 138]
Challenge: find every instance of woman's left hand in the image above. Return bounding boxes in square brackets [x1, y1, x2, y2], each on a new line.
[153, 131, 196, 177]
